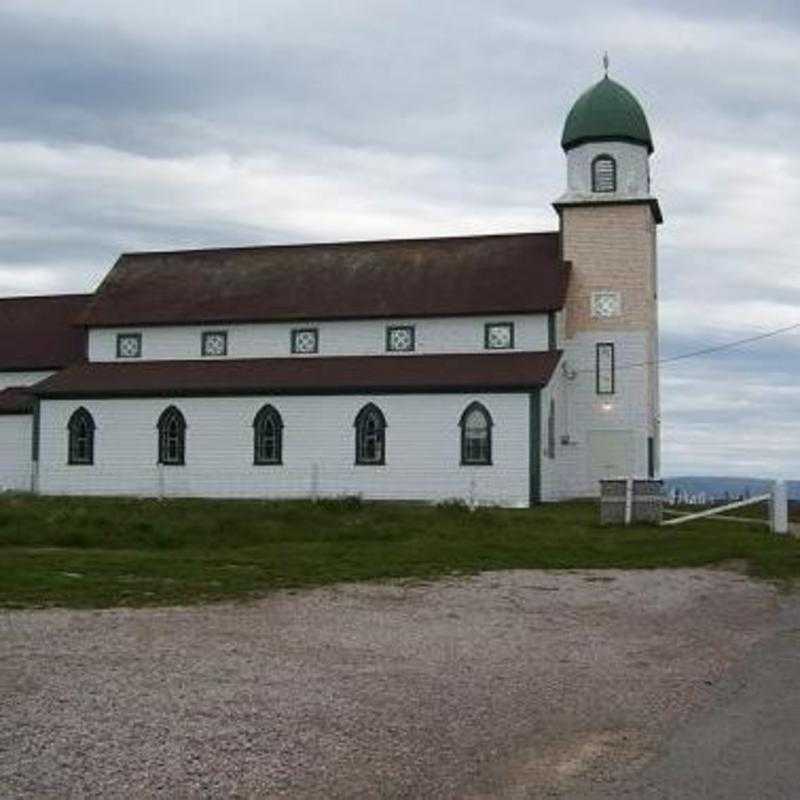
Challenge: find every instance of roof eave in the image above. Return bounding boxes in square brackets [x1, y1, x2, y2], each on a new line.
[35, 382, 553, 400]
[561, 134, 654, 154]
[553, 197, 663, 225]
[81, 303, 570, 329]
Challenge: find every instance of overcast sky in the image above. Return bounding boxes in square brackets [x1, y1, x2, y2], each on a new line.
[1, 0, 798, 478]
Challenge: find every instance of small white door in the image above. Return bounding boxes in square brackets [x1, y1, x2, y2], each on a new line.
[589, 430, 634, 489]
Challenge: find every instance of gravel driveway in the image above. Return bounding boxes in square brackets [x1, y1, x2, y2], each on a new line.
[0, 569, 787, 798]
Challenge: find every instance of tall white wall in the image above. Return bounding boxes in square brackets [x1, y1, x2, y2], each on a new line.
[38, 393, 534, 506]
[87, 315, 550, 362]
[0, 371, 54, 390]
[543, 331, 652, 499]
[0, 417, 32, 492]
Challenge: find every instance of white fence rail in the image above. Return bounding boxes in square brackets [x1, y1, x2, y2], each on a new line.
[662, 481, 789, 535]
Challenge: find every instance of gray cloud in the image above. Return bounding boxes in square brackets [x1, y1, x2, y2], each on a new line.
[0, 0, 798, 477]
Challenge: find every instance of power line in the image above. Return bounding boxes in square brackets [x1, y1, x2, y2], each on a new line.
[656, 321, 800, 366]
[570, 320, 800, 375]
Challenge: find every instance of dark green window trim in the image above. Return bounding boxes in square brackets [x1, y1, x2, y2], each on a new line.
[529, 390, 541, 505]
[591, 154, 617, 193]
[253, 404, 283, 465]
[484, 322, 514, 350]
[547, 312, 557, 350]
[354, 403, 386, 465]
[201, 330, 228, 357]
[596, 342, 615, 395]
[67, 407, 95, 465]
[385, 325, 415, 352]
[116, 332, 142, 359]
[459, 401, 493, 466]
[291, 328, 319, 354]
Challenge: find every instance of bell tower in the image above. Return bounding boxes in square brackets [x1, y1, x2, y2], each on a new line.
[553, 65, 661, 494]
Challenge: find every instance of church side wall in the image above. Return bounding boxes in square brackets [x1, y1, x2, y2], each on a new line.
[0, 416, 32, 492]
[37, 394, 532, 507]
[0, 371, 54, 390]
[87, 315, 550, 362]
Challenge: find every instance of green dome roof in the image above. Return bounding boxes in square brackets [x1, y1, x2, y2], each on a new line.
[561, 76, 653, 154]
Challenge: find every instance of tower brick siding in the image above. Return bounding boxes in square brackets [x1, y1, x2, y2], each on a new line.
[560, 203, 657, 338]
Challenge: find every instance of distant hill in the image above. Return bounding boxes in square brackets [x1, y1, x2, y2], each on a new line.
[663, 476, 800, 501]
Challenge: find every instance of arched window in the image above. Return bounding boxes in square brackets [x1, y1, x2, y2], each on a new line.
[354, 403, 386, 465]
[157, 406, 186, 466]
[67, 407, 95, 465]
[459, 402, 493, 465]
[591, 155, 617, 193]
[253, 404, 283, 465]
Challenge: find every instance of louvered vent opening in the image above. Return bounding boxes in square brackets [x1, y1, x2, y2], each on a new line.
[592, 157, 617, 193]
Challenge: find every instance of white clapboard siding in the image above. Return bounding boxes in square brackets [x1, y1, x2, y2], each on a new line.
[0, 371, 54, 391]
[0, 417, 32, 492]
[88, 315, 550, 362]
[38, 393, 533, 507]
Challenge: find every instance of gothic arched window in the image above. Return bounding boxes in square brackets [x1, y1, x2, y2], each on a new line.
[157, 406, 186, 466]
[591, 155, 617, 193]
[253, 404, 283, 465]
[67, 407, 95, 465]
[459, 402, 493, 465]
[354, 403, 387, 465]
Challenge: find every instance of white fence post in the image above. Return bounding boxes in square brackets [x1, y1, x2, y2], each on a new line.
[771, 480, 789, 535]
[624, 478, 633, 526]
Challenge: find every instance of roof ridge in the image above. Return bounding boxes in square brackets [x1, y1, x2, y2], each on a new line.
[120, 230, 559, 259]
[0, 292, 92, 303]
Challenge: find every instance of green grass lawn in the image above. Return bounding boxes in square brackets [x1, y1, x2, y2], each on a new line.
[1, 494, 799, 609]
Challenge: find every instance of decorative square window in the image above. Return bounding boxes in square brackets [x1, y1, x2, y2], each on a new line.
[201, 331, 228, 357]
[484, 322, 514, 350]
[386, 325, 415, 352]
[116, 333, 142, 359]
[291, 328, 319, 354]
[591, 291, 622, 319]
[596, 342, 615, 395]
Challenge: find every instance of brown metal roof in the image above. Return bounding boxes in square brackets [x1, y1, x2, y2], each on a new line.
[0, 294, 89, 370]
[0, 387, 35, 415]
[79, 233, 569, 327]
[34, 351, 562, 398]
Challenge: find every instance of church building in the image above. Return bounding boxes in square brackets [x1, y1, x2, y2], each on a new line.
[0, 73, 662, 506]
